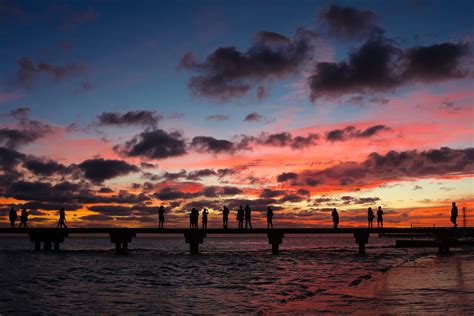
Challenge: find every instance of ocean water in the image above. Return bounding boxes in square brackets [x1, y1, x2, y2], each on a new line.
[0, 235, 472, 314]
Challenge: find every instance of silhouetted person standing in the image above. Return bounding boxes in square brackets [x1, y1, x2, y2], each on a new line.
[158, 205, 165, 228]
[332, 208, 339, 229]
[9, 207, 17, 228]
[202, 208, 209, 229]
[19, 208, 28, 228]
[244, 204, 252, 229]
[377, 206, 384, 228]
[368, 207, 374, 228]
[192, 208, 199, 228]
[267, 206, 274, 229]
[222, 205, 230, 229]
[57, 208, 68, 229]
[237, 206, 244, 229]
[451, 202, 458, 227]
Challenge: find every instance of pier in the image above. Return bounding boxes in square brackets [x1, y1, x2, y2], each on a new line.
[1, 227, 472, 255]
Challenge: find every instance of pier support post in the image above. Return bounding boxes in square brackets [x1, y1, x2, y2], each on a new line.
[268, 231, 284, 255]
[110, 230, 135, 253]
[29, 229, 68, 252]
[184, 230, 206, 255]
[354, 231, 370, 254]
[434, 230, 457, 254]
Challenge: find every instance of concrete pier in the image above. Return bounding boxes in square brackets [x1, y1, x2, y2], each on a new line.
[0, 227, 471, 255]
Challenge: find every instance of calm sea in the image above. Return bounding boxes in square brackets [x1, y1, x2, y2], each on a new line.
[0, 235, 473, 314]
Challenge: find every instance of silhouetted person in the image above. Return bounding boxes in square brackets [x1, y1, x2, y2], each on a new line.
[237, 206, 244, 229]
[9, 207, 17, 228]
[332, 208, 339, 229]
[158, 205, 165, 228]
[244, 204, 252, 229]
[451, 202, 458, 227]
[368, 207, 374, 228]
[377, 206, 384, 228]
[267, 206, 274, 229]
[190, 208, 199, 229]
[222, 205, 230, 229]
[202, 208, 209, 229]
[57, 208, 68, 229]
[19, 208, 28, 229]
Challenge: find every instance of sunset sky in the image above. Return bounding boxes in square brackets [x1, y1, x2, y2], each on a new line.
[0, 0, 473, 228]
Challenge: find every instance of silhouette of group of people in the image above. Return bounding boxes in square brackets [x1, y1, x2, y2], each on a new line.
[368, 207, 384, 228]
[331, 206, 385, 229]
[9, 207, 28, 228]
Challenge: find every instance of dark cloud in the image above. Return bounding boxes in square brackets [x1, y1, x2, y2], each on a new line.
[287, 147, 474, 189]
[179, 28, 317, 100]
[244, 112, 263, 122]
[77, 158, 139, 183]
[97, 111, 162, 127]
[277, 172, 298, 182]
[16, 201, 82, 211]
[23, 156, 70, 177]
[326, 125, 391, 141]
[0, 146, 25, 170]
[186, 169, 216, 180]
[236, 132, 319, 150]
[154, 187, 198, 201]
[206, 114, 229, 121]
[319, 5, 383, 40]
[257, 86, 267, 99]
[0, 107, 53, 149]
[98, 187, 113, 193]
[222, 186, 242, 196]
[115, 129, 187, 159]
[260, 188, 286, 198]
[16, 57, 88, 88]
[309, 37, 470, 100]
[190, 136, 235, 154]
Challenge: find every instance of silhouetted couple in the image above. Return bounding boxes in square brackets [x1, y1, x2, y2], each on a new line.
[158, 205, 165, 228]
[368, 207, 383, 228]
[451, 202, 458, 227]
[236, 204, 252, 229]
[9, 207, 28, 228]
[57, 208, 68, 229]
[190, 208, 199, 228]
[267, 206, 273, 229]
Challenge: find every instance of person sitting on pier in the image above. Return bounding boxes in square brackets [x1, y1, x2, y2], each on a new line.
[222, 205, 230, 229]
[57, 208, 68, 229]
[368, 207, 374, 228]
[332, 208, 339, 229]
[377, 206, 384, 228]
[451, 202, 458, 227]
[267, 206, 274, 229]
[158, 205, 165, 228]
[19, 208, 29, 229]
[244, 204, 252, 229]
[8, 207, 17, 228]
[202, 208, 209, 229]
[237, 206, 244, 229]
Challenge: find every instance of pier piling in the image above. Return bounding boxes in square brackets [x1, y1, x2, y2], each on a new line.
[354, 231, 370, 254]
[109, 230, 135, 253]
[268, 231, 284, 255]
[29, 229, 68, 251]
[184, 230, 206, 254]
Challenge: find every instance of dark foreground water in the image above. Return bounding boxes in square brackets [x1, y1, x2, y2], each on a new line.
[0, 236, 473, 314]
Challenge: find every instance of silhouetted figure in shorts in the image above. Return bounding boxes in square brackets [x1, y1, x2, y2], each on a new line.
[158, 205, 165, 228]
[237, 206, 244, 229]
[332, 208, 339, 229]
[9, 207, 17, 228]
[244, 204, 252, 229]
[267, 206, 274, 229]
[19, 208, 28, 228]
[57, 208, 68, 229]
[202, 208, 209, 229]
[222, 205, 230, 229]
[451, 202, 458, 227]
[368, 207, 374, 228]
[190, 208, 199, 229]
[377, 206, 384, 228]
